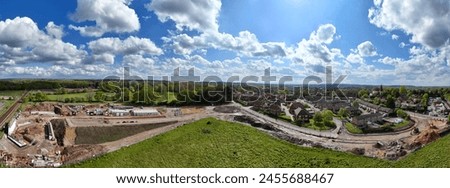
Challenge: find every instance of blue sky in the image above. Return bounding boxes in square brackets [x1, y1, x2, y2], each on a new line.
[0, 0, 449, 86]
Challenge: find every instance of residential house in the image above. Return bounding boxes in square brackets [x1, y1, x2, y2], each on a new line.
[357, 99, 394, 114]
[294, 108, 312, 122]
[267, 103, 282, 117]
[315, 100, 350, 114]
[345, 106, 361, 117]
[352, 113, 383, 128]
[289, 102, 305, 115]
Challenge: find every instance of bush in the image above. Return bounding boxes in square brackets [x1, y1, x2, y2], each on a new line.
[396, 109, 408, 119]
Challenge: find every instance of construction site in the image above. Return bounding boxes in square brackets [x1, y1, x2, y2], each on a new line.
[0, 102, 205, 167]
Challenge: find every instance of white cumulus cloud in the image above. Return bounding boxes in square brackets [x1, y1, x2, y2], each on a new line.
[357, 41, 377, 57]
[391, 34, 399, 40]
[0, 17, 87, 66]
[45, 22, 65, 39]
[87, 36, 163, 64]
[369, 0, 450, 48]
[310, 24, 337, 44]
[163, 31, 289, 58]
[290, 24, 345, 74]
[146, 0, 221, 32]
[70, 0, 140, 37]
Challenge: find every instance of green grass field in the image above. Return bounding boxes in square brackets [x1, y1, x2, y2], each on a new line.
[46, 91, 177, 104]
[390, 120, 410, 129]
[0, 100, 14, 116]
[70, 118, 450, 168]
[345, 122, 363, 134]
[71, 118, 390, 168]
[0, 90, 24, 116]
[278, 114, 292, 122]
[301, 119, 335, 131]
[0, 90, 24, 97]
[47, 93, 90, 101]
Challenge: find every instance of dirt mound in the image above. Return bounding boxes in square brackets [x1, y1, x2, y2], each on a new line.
[64, 127, 77, 146]
[17, 125, 43, 136]
[350, 148, 366, 155]
[25, 103, 55, 112]
[181, 107, 204, 115]
[214, 106, 240, 113]
[234, 115, 278, 131]
[62, 145, 106, 165]
[272, 132, 314, 146]
[51, 119, 67, 146]
[414, 130, 440, 145]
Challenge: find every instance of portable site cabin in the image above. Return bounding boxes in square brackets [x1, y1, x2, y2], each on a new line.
[109, 109, 130, 116]
[131, 109, 160, 116]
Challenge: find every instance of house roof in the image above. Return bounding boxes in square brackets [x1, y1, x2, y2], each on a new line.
[289, 102, 304, 113]
[294, 107, 310, 116]
[353, 113, 382, 121]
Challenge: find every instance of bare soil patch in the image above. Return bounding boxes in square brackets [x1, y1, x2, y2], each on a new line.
[182, 107, 204, 115]
[51, 119, 67, 146]
[61, 145, 106, 165]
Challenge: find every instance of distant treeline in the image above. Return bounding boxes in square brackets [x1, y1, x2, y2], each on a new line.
[0, 80, 94, 90]
[2, 80, 233, 106]
[98, 81, 233, 106]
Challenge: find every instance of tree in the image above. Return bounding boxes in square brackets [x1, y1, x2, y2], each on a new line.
[352, 101, 359, 108]
[421, 93, 429, 110]
[448, 115, 450, 124]
[358, 89, 369, 98]
[386, 95, 396, 109]
[94, 91, 106, 102]
[446, 93, 450, 102]
[313, 113, 323, 123]
[373, 97, 381, 105]
[31, 91, 48, 102]
[399, 86, 407, 96]
[338, 108, 349, 118]
[87, 91, 95, 102]
[121, 87, 132, 102]
[322, 110, 334, 121]
[396, 109, 408, 119]
[132, 85, 157, 104]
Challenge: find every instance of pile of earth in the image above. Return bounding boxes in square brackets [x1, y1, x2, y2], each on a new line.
[50, 119, 67, 146]
[61, 145, 106, 165]
[25, 103, 55, 112]
[414, 130, 440, 145]
[233, 115, 278, 131]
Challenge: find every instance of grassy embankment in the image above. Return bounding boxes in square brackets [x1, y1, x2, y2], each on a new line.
[72, 118, 388, 168]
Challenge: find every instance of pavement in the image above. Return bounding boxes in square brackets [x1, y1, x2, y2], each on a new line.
[280, 103, 294, 121]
